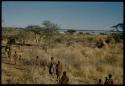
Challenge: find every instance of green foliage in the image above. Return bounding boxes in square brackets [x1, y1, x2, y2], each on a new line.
[110, 23, 123, 42]
[42, 20, 59, 38]
[111, 23, 123, 31]
[41, 20, 60, 46]
[42, 20, 59, 30]
[26, 25, 41, 29]
[26, 25, 44, 36]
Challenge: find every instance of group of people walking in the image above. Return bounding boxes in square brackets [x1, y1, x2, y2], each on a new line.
[5, 45, 115, 85]
[5, 45, 69, 84]
[49, 57, 69, 84]
[99, 74, 113, 85]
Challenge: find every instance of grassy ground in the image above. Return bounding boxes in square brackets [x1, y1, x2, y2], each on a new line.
[1, 30, 123, 84]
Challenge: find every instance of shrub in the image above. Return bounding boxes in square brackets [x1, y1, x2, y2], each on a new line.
[66, 29, 76, 35]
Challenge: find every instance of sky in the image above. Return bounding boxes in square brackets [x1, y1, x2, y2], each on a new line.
[2, 1, 123, 30]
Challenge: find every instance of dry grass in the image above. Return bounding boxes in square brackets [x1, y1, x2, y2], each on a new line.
[1, 33, 123, 84]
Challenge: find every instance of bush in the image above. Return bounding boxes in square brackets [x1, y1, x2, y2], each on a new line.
[78, 32, 83, 35]
[7, 36, 17, 45]
[53, 34, 65, 43]
[66, 29, 76, 34]
[96, 41, 104, 48]
[111, 33, 121, 43]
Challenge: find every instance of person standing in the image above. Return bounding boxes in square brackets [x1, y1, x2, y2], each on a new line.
[107, 74, 113, 85]
[49, 57, 56, 78]
[59, 71, 69, 84]
[13, 51, 18, 65]
[56, 60, 62, 82]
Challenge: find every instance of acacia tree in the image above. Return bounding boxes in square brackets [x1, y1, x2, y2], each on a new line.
[111, 23, 123, 31]
[42, 20, 60, 48]
[110, 23, 123, 42]
[16, 29, 33, 44]
[26, 25, 44, 44]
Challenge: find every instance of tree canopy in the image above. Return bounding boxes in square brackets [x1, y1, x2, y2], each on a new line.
[111, 23, 123, 31]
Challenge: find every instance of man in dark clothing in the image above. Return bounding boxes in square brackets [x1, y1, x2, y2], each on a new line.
[104, 77, 108, 85]
[35, 56, 39, 65]
[98, 79, 102, 84]
[59, 71, 69, 84]
[49, 57, 56, 78]
[107, 74, 113, 85]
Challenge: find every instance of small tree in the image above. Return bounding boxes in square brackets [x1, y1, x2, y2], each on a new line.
[100, 32, 106, 35]
[110, 23, 123, 42]
[26, 25, 41, 29]
[86, 32, 90, 35]
[78, 32, 83, 35]
[16, 29, 32, 44]
[7, 36, 17, 45]
[42, 20, 60, 48]
[111, 23, 123, 31]
[26, 25, 44, 43]
[66, 29, 76, 35]
[42, 20, 59, 38]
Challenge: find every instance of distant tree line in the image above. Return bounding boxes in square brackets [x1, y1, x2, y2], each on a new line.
[2, 21, 123, 45]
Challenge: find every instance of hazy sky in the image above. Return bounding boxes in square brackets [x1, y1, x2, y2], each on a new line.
[2, 1, 123, 30]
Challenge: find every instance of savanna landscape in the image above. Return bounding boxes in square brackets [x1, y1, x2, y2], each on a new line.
[1, 21, 123, 84]
[2, 2, 123, 85]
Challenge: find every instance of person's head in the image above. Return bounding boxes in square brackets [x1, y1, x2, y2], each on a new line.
[63, 71, 66, 75]
[36, 56, 38, 59]
[58, 60, 60, 64]
[51, 57, 54, 60]
[99, 79, 101, 83]
[108, 74, 112, 78]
